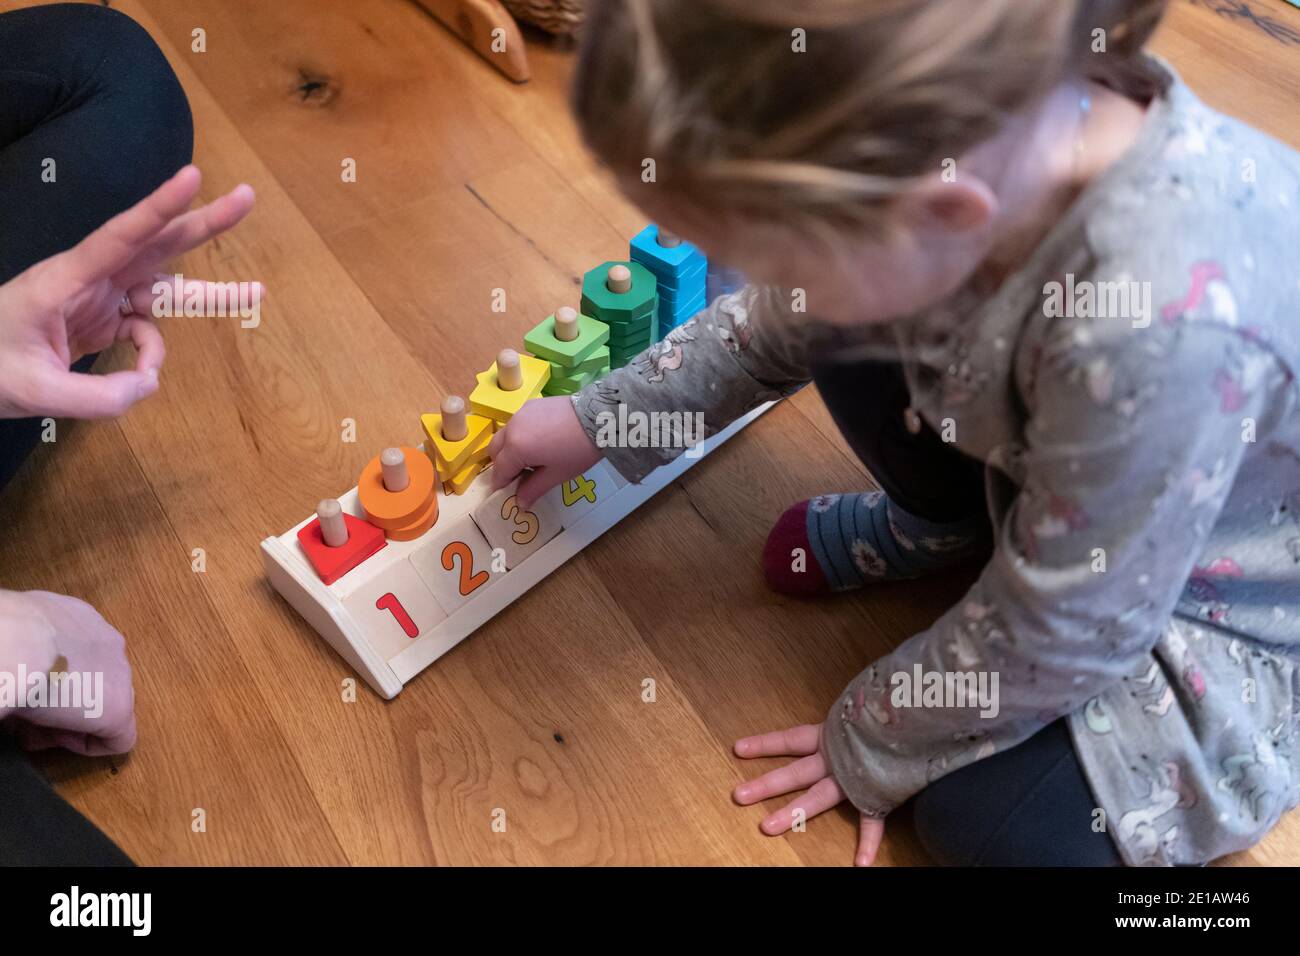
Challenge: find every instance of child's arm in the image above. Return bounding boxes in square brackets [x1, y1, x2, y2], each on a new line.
[490, 284, 813, 504]
[821, 322, 1290, 818]
[572, 284, 813, 482]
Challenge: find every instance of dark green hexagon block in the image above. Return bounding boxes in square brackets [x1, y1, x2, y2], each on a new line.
[581, 260, 658, 324]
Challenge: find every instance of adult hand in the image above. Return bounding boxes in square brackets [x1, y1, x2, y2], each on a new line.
[0, 164, 259, 420]
[0, 590, 137, 757]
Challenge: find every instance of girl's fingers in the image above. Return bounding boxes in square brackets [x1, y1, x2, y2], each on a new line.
[63, 166, 202, 285]
[489, 432, 526, 491]
[734, 723, 822, 760]
[759, 775, 846, 835]
[733, 751, 827, 805]
[855, 815, 886, 867]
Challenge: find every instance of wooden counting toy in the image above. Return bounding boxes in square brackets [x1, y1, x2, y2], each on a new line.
[262, 223, 776, 700]
[263, 400, 774, 698]
[421, 395, 493, 494]
[468, 347, 551, 426]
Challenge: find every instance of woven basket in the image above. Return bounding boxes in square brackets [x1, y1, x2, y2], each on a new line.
[501, 0, 585, 37]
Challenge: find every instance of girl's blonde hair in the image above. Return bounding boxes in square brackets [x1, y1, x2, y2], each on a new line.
[572, 0, 1168, 233]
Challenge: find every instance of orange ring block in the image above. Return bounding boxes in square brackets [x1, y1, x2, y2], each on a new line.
[385, 490, 440, 541]
[357, 446, 437, 529]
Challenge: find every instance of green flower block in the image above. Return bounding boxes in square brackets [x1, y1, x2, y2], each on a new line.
[524, 311, 610, 368]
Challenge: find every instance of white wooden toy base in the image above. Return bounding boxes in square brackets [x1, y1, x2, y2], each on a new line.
[261, 402, 775, 698]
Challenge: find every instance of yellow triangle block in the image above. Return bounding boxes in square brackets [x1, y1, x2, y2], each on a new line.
[421, 411, 493, 478]
[443, 458, 488, 495]
[469, 354, 551, 425]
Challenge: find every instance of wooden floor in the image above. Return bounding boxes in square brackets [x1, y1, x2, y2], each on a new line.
[1, 0, 1298, 866]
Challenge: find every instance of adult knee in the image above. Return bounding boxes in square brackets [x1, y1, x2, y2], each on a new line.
[911, 776, 985, 866]
[68, 5, 195, 198]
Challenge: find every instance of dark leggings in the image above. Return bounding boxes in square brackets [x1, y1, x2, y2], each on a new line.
[0, 3, 193, 865]
[811, 354, 1123, 866]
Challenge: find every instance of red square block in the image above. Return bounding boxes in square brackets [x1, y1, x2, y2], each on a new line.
[297, 513, 387, 585]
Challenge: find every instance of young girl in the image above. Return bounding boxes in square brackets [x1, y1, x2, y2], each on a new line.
[488, 0, 1300, 866]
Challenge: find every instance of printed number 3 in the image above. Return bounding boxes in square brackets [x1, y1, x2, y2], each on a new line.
[441, 541, 490, 596]
[561, 474, 597, 507]
[500, 494, 539, 545]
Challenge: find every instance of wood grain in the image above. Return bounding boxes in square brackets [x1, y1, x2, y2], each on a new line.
[0, 0, 1295, 865]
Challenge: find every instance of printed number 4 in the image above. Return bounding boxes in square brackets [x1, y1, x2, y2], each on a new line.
[561, 475, 597, 507]
[441, 541, 490, 597]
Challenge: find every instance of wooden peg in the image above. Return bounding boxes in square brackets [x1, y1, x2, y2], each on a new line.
[497, 348, 524, 391]
[606, 265, 633, 294]
[554, 306, 579, 342]
[656, 228, 682, 248]
[381, 447, 410, 492]
[440, 395, 468, 442]
[317, 498, 349, 548]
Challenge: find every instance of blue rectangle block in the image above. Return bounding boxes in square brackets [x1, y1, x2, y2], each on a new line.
[658, 279, 707, 305]
[631, 224, 707, 281]
[661, 294, 706, 329]
[632, 254, 708, 291]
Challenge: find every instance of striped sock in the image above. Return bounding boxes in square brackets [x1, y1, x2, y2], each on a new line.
[763, 492, 985, 595]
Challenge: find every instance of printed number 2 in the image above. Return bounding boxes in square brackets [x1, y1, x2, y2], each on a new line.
[500, 495, 539, 545]
[375, 592, 418, 638]
[442, 541, 490, 596]
[561, 474, 597, 507]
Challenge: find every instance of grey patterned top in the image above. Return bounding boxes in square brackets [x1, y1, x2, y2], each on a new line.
[573, 62, 1300, 865]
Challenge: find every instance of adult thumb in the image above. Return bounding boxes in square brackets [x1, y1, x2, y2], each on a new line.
[31, 366, 159, 420]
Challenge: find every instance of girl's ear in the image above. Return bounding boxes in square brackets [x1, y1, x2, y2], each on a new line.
[898, 176, 998, 233]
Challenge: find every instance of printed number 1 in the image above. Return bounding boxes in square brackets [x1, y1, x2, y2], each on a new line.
[375, 592, 418, 638]
[561, 474, 597, 507]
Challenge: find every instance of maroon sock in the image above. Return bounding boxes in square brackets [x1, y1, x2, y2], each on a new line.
[762, 500, 830, 596]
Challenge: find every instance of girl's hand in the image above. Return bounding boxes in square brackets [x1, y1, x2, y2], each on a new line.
[0, 164, 259, 420]
[733, 722, 886, 867]
[0, 590, 137, 757]
[488, 395, 604, 509]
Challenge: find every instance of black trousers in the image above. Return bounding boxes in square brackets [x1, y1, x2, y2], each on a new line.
[811, 355, 1122, 865]
[0, 3, 193, 866]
